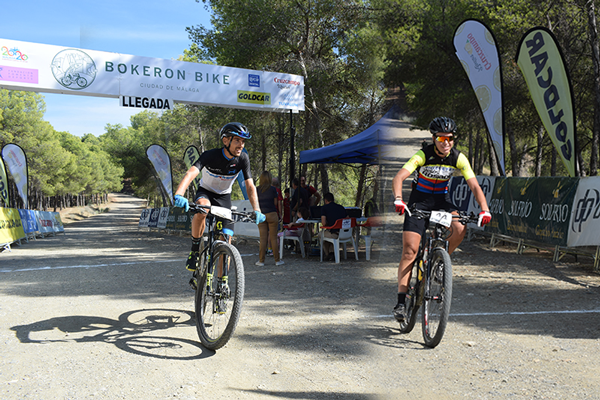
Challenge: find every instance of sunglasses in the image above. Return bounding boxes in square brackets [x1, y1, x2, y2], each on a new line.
[434, 135, 455, 143]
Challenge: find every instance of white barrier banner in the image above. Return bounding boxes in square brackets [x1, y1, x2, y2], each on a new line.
[158, 207, 169, 229]
[568, 177, 600, 247]
[0, 38, 304, 112]
[138, 209, 151, 229]
[35, 211, 55, 234]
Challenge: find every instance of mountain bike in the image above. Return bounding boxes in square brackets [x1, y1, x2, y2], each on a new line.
[399, 207, 478, 348]
[187, 202, 255, 350]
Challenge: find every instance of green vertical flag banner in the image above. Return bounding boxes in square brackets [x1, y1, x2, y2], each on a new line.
[0, 157, 8, 206]
[516, 27, 577, 177]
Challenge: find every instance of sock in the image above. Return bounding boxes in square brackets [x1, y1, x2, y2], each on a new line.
[397, 292, 407, 305]
[191, 236, 201, 252]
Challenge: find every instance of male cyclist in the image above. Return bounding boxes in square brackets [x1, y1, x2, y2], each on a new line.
[392, 117, 492, 322]
[173, 122, 266, 274]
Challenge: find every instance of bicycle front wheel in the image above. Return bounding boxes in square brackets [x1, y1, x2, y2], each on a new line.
[195, 242, 245, 350]
[422, 248, 452, 348]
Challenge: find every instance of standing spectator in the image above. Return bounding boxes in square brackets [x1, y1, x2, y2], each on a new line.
[301, 175, 322, 206]
[290, 178, 309, 218]
[255, 171, 284, 267]
[320, 192, 348, 261]
[282, 188, 292, 224]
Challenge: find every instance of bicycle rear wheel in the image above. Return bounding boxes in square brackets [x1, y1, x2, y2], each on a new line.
[399, 260, 422, 333]
[195, 242, 245, 350]
[422, 248, 452, 348]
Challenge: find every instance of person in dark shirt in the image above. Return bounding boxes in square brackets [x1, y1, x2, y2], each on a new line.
[320, 192, 348, 261]
[290, 178, 309, 218]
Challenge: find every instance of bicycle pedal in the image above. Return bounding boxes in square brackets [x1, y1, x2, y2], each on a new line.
[189, 277, 197, 291]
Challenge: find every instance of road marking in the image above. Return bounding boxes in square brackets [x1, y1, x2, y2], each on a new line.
[373, 309, 600, 319]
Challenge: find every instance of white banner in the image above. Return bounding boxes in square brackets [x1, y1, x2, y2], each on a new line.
[138, 209, 151, 229]
[454, 20, 505, 175]
[157, 207, 169, 229]
[568, 177, 600, 247]
[1, 144, 28, 208]
[146, 145, 173, 205]
[0, 38, 304, 112]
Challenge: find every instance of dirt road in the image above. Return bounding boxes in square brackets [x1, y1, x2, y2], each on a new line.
[1, 193, 600, 399]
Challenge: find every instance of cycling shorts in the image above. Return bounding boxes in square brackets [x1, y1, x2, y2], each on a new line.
[194, 187, 235, 237]
[403, 193, 457, 235]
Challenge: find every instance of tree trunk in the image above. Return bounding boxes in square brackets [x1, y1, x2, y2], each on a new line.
[507, 125, 519, 177]
[535, 125, 544, 177]
[587, 0, 600, 175]
[355, 164, 367, 207]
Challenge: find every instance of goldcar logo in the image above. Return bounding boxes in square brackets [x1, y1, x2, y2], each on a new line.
[237, 90, 271, 105]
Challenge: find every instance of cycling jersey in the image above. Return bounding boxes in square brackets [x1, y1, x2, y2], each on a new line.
[402, 145, 475, 195]
[193, 148, 252, 195]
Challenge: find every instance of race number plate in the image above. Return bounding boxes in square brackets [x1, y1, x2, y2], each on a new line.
[210, 205, 233, 221]
[430, 211, 452, 227]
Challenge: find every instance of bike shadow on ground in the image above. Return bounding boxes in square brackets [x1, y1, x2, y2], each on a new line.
[9, 308, 213, 360]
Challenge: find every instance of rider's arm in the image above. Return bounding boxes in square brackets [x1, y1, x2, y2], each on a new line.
[245, 178, 261, 212]
[174, 166, 200, 197]
[392, 168, 412, 200]
[466, 177, 490, 212]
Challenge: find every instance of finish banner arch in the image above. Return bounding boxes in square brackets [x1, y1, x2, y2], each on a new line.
[0, 38, 304, 113]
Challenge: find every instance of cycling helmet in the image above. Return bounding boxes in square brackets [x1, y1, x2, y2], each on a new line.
[429, 117, 457, 135]
[220, 122, 251, 140]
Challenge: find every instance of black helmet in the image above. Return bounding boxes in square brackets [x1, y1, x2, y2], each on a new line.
[220, 122, 251, 140]
[429, 117, 457, 135]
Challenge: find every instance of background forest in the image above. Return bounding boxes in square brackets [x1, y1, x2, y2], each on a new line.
[2, 0, 600, 211]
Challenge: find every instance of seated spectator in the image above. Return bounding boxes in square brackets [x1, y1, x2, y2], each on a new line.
[320, 192, 349, 261]
[278, 207, 309, 238]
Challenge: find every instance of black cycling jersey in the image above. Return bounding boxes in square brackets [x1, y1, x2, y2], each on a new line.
[193, 148, 252, 195]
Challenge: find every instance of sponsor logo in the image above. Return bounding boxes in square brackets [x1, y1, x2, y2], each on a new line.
[1, 46, 29, 61]
[237, 90, 271, 105]
[465, 33, 492, 71]
[51, 49, 97, 90]
[0, 65, 38, 84]
[274, 77, 301, 86]
[248, 74, 260, 87]
[571, 188, 600, 233]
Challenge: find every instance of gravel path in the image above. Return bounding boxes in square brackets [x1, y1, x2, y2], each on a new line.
[1, 193, 599, 399]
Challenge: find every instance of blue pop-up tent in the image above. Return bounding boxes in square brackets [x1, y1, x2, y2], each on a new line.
[299, 105, 401, 165]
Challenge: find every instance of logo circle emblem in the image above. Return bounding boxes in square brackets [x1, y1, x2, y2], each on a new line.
[51, 49, 97, 90]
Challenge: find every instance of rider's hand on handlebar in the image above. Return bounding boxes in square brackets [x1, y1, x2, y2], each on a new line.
[394, 199, 408, 215]
[478, 211, 492, 227]
[254, 210, 266, 225]
[173, 194, 189, 212]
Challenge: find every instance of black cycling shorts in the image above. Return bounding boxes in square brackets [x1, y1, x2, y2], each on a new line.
[403, 193, 457, 235]
[194, 187, 235, 236]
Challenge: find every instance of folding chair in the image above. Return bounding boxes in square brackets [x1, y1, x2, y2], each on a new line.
[320, 218, 358, 263]
[279, 226, 307, 259]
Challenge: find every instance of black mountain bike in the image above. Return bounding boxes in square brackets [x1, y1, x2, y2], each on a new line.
[187, 202, 255, 350]
[399, 207, 477, 348]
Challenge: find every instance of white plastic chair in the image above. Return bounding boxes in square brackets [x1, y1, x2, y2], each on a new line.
[320, 218, 358, 263]
[279, 226, 306, 259]
[358, 217, 381, 261]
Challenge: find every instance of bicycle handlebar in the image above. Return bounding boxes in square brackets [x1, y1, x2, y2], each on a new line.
[408, 207, 478, 225]
[187, 202, 257, 223]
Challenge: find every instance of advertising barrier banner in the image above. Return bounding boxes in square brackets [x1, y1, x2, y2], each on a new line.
[18, 209, 38, 234]
[0, 207, 25, 244]
[485, 177, 577, 246]
[147, 208, 160, 228]
[138, 209, 151, 229]
[568, 177, 600, 247]
[158, 207, 169, 229]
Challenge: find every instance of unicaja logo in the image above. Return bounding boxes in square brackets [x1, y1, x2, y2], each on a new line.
[51, 49, 97, 90]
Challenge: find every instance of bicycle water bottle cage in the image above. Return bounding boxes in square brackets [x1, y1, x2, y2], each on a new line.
[210, 206, 233, 221]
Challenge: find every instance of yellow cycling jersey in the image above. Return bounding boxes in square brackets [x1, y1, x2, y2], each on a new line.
[403, 146, 475, 194]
